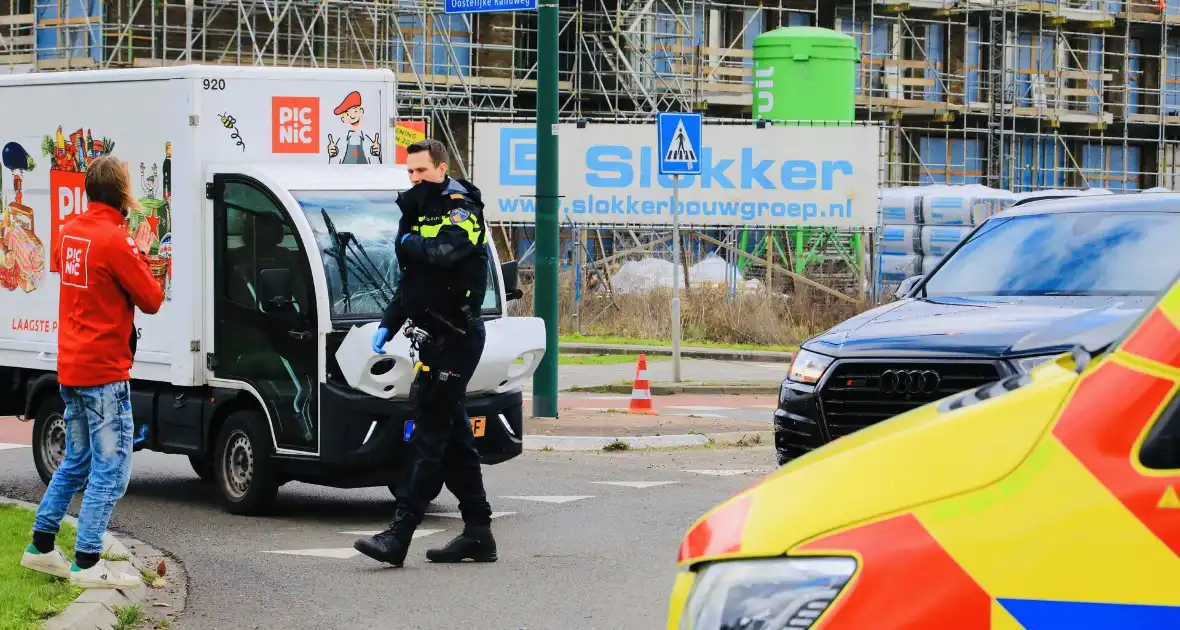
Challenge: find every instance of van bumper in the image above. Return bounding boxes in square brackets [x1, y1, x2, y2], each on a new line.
[284, 383, 524, 487]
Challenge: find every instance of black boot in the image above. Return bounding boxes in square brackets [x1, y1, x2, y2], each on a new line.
[425, 525, 497, 563]
[354, 507, 419, 567]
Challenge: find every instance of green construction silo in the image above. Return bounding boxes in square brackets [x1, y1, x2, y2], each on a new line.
[752, 26, 859, 122]
[750, 27, 862, 279]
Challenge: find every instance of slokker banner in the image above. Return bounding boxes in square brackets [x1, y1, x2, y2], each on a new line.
[473, 122, 880, 228]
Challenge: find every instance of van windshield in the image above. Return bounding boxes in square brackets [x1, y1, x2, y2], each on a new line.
[292, 190, 500, 320]
[923, 210, 1180, 297]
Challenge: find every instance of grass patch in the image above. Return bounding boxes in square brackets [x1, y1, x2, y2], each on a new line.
[101, 550, 131, 562]
[561, 334, 798, 353]
[0, 504, 83, 630]
[601, 439, 631, 452]
[112, 604, 144, 630]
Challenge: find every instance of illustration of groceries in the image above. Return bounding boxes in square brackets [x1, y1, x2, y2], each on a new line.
[127, 143, 173, 300]
[0, 202, 46, 293]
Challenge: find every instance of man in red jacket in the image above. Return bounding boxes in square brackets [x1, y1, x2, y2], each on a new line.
[20, 156, 165, 590]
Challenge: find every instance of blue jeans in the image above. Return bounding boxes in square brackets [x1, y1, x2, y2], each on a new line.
[33, 382, 134, 555]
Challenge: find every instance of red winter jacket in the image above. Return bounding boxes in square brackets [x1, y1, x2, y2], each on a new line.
[55, 201, 165, 387]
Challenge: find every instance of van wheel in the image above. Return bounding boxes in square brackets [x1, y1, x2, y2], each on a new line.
[214, 410, 279, 515]
[32, 395, 68, 486]
[189, 455, 214, 483]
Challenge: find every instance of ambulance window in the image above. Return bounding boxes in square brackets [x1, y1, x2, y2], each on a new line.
[1141, 393, 1180, 470]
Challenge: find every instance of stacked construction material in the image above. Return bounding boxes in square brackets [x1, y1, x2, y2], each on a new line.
[875, 185, 1015, 296]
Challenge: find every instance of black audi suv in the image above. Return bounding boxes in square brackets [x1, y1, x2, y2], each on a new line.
[774, 192, 1180, 465]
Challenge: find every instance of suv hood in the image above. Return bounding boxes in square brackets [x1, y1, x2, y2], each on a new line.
[806, 295, 1151, 359]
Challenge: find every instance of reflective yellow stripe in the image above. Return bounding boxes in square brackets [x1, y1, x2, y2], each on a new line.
[420, 217, 481, 246]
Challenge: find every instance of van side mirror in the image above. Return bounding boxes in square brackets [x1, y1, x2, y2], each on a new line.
[896, 274, 924, 298]
[258, 268, 295, 311]
[501, 260, 524, 301]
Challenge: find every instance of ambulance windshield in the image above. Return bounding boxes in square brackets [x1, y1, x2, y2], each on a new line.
[293, 190, 500, 320]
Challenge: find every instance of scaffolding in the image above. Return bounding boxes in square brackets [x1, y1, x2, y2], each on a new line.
[4, 0, 1180, 305]
[4, 0, 1177, 186]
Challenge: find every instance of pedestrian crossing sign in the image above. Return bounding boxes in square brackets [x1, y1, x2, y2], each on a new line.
[657, 112, 703, 176]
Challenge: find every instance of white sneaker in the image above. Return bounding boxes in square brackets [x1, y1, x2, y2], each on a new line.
[68, 559, 144, 590]
[20, 544, 72, 579]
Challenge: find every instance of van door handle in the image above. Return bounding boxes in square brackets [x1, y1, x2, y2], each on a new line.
[288, 330, 311, 341]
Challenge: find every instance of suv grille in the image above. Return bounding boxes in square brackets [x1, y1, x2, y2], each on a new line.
[819, 361, 1004, 439]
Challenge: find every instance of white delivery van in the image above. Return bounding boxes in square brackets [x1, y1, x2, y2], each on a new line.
[0, 65, 545, 515]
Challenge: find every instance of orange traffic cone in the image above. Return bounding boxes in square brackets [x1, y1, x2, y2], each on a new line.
[628, 353, 657, 415]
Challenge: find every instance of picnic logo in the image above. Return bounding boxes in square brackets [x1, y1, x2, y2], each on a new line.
[272, 96, 320, 154]
[60, 235, 90, 289]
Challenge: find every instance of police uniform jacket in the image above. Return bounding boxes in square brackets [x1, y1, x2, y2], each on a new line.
[379, 176, 488, 335]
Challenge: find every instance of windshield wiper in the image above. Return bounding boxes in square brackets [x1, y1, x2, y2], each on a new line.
[339, 230, 395, 303]
[321, 209, 353, 312]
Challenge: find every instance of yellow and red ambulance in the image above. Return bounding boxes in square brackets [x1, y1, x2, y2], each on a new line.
[668, 278, 1180, 629]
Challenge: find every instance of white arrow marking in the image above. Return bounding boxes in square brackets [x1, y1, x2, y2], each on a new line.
[591, 481, 679, 489]
[426, 512, 516, 520]
[337, 529, 445, 539]
[263, 548, 362, 559]
[499, 495, 595, 504]
[685, 469, 754, 476]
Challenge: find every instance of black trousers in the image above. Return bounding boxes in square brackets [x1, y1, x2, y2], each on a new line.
[392, 320, 492, 526]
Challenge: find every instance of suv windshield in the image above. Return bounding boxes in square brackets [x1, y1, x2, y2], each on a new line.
[923, 210, 1180, 297]
[292, 190, 501, 319]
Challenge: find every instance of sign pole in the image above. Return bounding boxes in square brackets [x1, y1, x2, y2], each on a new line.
[532, 0, 559, 418]
[671, 174, 681, 383]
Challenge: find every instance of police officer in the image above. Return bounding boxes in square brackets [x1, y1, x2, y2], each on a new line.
[353, 138, 496, 568]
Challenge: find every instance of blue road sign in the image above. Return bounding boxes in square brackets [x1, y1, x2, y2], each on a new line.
[445, 0, 536, 13]
[657, 112, 703, 176]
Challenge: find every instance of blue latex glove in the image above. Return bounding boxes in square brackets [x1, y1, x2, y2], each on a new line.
[372, 327, 390, 354]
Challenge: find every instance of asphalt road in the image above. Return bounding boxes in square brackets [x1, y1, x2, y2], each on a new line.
[0, 441, 775, 629]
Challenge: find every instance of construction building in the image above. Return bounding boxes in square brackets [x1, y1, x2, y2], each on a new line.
[3, 0, 1179, 299]
[3, 0, 1178, 190]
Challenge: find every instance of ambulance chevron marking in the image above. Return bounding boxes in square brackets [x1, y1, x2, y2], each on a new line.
[1159, 486, 1180, 510]
[797, 514, 991, 629]
[1120, 308, 1180, 369]
[1051, 362, 1180, 557]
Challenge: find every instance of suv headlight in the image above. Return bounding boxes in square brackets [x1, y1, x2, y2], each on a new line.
[680, 557, 857, 630]
[1011, 354, 1060, 375]
[787, 349, 835, 385]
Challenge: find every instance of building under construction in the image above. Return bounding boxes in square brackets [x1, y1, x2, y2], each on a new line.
[3, 0, 1178, 189]
[3, 0, 1179, 301]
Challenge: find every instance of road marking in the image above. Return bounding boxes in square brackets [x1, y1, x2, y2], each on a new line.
[666, 406, 734, 411]
[264, 548, 362, 559]
[337, 529, 446, 539]
[749, 405, 779, 410]
[665, 412, 728, 419]
[591, 481, 679, 489]
[757, 363, 790, 370]
[427, 512, 516, 520]
[500, 495, 594, 504]
[0, 443, 29, 451]
[684, 469, 754, 476]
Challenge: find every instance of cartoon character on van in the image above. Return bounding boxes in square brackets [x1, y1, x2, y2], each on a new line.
[327, 91, 381, 164]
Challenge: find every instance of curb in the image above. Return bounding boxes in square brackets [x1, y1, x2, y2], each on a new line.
[566, 382, 782, 395]
[560, 342, 794, 363]
[0, 496, 175, 630]
[525, 429, 773, 451]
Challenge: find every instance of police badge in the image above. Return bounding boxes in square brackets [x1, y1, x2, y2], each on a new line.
[448, 208, 471, 224]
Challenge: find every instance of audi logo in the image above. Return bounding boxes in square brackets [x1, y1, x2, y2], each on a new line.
[879, 369, 941, 395]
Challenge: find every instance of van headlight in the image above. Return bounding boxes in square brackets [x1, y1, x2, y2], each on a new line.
[787, 349, 835, 385]
[1011, 354, 1059, 375]
[680, 557, 857, 630]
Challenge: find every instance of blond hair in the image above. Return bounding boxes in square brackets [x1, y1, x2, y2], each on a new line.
[85, 156, 140, 215]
